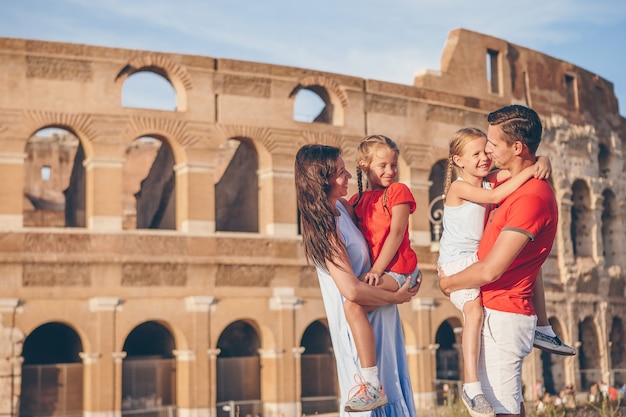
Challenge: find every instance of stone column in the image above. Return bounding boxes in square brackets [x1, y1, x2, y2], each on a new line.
[207, 348, 221, 417]
[292, 347, 306, 417]
[177, 161, 215, 234]
[83, 157, 124, 230]
[411, 297, 437, 410]
[88, 297, 122, 417]
[79, 352, 102, 415]
[0, 298, 23, 417]
[0, 153, 25, 229]
[185, 296, 215, 417]
[257, 154, 298, 236]
[112, 351, 127, 417]
[173, 349, 196, 417]
[261, 287, 302, 417]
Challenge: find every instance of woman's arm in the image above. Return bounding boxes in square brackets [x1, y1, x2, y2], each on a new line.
[325, 242, 417, 307]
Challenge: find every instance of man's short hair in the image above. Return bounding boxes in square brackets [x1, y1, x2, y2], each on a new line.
[487, 105, 542, 155]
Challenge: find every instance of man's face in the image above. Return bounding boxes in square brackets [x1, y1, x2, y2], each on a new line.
[486, 124, 514, 170]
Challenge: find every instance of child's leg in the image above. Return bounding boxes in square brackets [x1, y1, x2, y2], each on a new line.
[533, 271, 550, 327]
[343, 300, 377, 368]
[532, 272, 576, 355]
[342, 299, 388, 412]
[461, 297, 483, 384]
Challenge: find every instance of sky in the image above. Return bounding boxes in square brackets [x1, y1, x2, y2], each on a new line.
[1, 0, 626, 117]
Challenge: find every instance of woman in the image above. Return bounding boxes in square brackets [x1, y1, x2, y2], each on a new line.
[295, 143, 419, 416]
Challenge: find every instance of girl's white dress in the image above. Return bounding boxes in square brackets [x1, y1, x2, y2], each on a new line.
[438, 179, 492, 310]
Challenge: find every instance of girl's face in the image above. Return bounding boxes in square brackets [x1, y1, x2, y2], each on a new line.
[329, 156, 352, 200]
[362, 145, 398, 190]
[454, 137, 492, 178]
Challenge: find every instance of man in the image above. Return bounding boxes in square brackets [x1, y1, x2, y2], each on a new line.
[439, 105, 558, 417]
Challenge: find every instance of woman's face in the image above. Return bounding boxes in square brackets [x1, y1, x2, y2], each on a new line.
[329, 156, 352, 200]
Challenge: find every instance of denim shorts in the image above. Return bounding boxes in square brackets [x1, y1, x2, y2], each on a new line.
[386, 265, 421, 289]
[479, 307, 536, 414]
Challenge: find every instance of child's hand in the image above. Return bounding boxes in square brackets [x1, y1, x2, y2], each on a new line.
[534, 155, 552, 179]
[362, 270, 382, 286]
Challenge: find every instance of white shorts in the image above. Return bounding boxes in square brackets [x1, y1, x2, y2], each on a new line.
[479, 307, 536, 414]
[439, 253, 480, 310]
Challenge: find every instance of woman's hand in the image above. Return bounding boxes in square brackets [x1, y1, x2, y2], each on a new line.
[438, 266, 451, 297]
[394, 275, 421, 304]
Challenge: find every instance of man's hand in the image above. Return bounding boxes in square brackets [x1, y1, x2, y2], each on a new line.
[438, 266, 452, 297]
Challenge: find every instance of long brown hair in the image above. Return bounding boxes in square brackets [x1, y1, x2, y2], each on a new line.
[295, 144, 344, 270]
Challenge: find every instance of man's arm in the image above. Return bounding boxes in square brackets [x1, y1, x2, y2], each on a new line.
[439, 229, 530, 295]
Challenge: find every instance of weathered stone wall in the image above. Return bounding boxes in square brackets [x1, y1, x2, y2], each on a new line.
[0, 27, 624, 416]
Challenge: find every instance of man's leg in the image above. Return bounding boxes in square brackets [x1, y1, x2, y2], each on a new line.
[478, 308, 535, 417]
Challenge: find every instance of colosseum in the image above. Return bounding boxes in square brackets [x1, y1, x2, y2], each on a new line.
[0, 28, 624, 417]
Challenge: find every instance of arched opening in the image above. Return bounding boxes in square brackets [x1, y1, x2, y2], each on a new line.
[435, 320, 461, 405]
[609, 317, 625, 387]
[20, 323, 83, 417]
[570, 179, 592, 257]
[578, 317, 601, 391]
[293, 88, 327, 123]
[601, 189, 619, 266]
[23, 128, 85, 227]
[215, 138, 259, 232]
[125, 136, 177, 230]
[122, 321, 176, 413]
[540, 318, 568, 395]
[598, 143, 611, 178]
[300, 320, 338, 415]
[216, 321, 262, 417]
[122, 71, 177, 111]
[428, 160, 447, 247]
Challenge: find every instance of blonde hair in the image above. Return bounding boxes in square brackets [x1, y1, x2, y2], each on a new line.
[353, 134, 399, 207]
[443, 127, 487, 197]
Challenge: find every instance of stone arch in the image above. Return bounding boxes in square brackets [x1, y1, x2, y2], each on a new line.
[213, 125, 279, 234]
[300, 319, 338, 415]
[540, 316, 571, 394]
[609, 316, 625, 385]
[434, 318, 462, 381]
[601, 188, 620, 266]
[23, 127, 84, 228]
[116, 53, 193, 111]
[578, 316, 602, 390]
[122, 321, 177, 411]
[598, 143, 611, 178]
[125, 116, 190, 164]
[22, 111, 96, 158]
[216, 319, 262, 416]
[214, 137, 259, 232]
[123, 117, 196, 231]
[428, 159, 447, 245]
[290, 75, 348, 126]
[570, 179, 593, 258]
[20, 322, 84, 417]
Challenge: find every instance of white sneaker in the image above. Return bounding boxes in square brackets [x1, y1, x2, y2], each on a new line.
[533, 331, 576, 356]
[344, 375, 388, 412]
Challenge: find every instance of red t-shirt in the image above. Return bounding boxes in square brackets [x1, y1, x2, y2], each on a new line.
[349, 182, 418, 274]
[478, 178, 558, 315]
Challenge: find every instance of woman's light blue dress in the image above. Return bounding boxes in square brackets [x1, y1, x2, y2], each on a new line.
[315, 200, 417, 417]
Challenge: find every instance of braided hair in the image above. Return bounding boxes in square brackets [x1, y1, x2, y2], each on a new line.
[352, 134, 400, 208]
